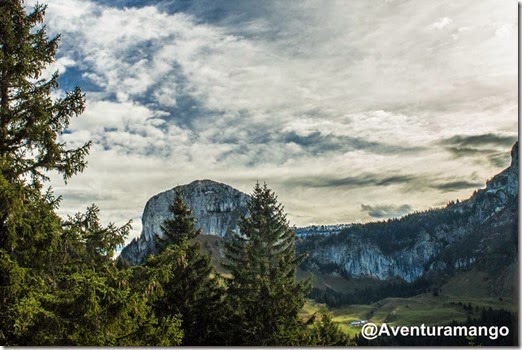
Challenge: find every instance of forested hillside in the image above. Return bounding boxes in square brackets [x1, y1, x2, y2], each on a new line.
[298, 142, 518, 305]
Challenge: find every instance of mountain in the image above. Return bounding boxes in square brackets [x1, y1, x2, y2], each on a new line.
[298, 142, 518, 303]
[120, 143, 518, 303]
[120, 179, 249, 264]
[120, 180, 355, 265]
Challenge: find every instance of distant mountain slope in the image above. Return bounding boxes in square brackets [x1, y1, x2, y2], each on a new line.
[295, 224, 352, 237]
[297, 142, 518, 300]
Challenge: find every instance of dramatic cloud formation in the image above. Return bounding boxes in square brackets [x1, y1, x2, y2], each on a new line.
[440, 133, 518, 167]
[28, 0, 517, 241]
[360, 204, 413, 219]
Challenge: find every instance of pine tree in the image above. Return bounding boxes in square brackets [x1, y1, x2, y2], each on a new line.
[0, 1, 91, 344]
[0, 1, 90, 188]
[306, 313, 352, 346]
[49, 206, 183, 346]
[223, 182, 310, 345]
[154, 191, 200, 251]
[147, 192, 227, 345]
[0, 2, 176, 345]
[0, 0, 91, 271]
[0, 0, 90, 297]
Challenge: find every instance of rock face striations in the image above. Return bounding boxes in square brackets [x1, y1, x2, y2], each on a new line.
[120, 179, 249, 264]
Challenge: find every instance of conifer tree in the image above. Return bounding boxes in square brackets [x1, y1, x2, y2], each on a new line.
[27, 206, 184, 346]
[0, 1, 91, 344]
[155, 191, 200, 251]
[223, 182, 310, 345]
[0, 0, 91, 270]
[0, 0, 90, 294]
[0, 2, 176, 345]
[306, 313, 352, 346]
[147, 192, 226, 345]
[0, 1, 91, 187]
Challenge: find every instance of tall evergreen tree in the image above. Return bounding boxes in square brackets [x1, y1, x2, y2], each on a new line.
[223, 182, 310, 345]
[0, 1, 90, 187]
[147, 192, 227, 345]
[0, 1, 90, 344]
[154, 191, 200, 251]
[0, 0, 91, 268]
[23, 206, 184, 346]
[0, 2, 180, 345]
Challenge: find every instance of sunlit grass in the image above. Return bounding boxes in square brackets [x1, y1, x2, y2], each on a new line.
[302, 291, 516, 338]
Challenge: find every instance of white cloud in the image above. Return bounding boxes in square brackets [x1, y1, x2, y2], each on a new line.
[495, 23, 515, 39]
[31, 0, 518, 243]
[40, 56, 75, 80]
[429, 17, 453, 30]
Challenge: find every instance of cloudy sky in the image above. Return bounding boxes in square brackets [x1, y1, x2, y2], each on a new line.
[32, 0, 517, 243]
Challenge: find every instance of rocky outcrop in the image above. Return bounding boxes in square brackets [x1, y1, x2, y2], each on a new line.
[305, 231, 439, 282]
[120, 179, 249, 264]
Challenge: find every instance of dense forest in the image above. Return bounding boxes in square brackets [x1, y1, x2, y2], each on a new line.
[0, 1, 351, 345]
[308, 277, 432, 307]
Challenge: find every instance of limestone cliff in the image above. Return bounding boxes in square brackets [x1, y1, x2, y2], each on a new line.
[120, 179, 249, 264]
[298, 142, 518, 285]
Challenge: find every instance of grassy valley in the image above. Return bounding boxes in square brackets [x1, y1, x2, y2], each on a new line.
[302, 291, 516, 339]
[200, 234, 518, 341]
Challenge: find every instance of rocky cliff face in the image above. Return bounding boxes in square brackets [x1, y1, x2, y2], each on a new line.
[121, 144, 518, 287]
[120, 179, 249, 264]
[298, 142, 518, 284]
[304, 231, 439, 282]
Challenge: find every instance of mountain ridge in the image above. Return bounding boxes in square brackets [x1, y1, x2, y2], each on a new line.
[298, 142, 518, 301]
[121, 143, 518, 299]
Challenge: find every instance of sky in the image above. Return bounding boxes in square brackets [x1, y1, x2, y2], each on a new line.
[30, 0, 518, 243]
